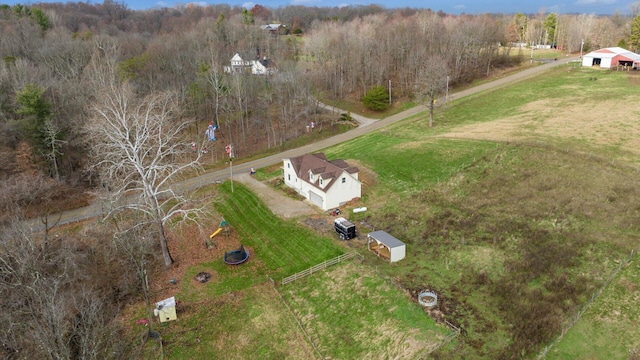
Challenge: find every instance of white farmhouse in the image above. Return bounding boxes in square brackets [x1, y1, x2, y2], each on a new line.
[283, 153, 361, 211]
[223, 53, 277, 75]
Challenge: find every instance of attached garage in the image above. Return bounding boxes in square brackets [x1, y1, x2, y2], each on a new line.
[308, 190, 323, 208]
[367, 230, 406, 263]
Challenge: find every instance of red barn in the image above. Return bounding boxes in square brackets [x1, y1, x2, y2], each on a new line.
[582, 47, 640, 69]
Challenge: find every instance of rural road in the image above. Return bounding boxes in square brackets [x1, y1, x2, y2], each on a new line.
[30, 57, 578, 230]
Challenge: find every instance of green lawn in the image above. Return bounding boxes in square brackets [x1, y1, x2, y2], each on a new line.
[280, 261, 451, 359]
[178, 181, 345, 304]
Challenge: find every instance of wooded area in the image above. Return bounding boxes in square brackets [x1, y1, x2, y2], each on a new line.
[1, 2, 637, 209]
[1, 1, 640, 357]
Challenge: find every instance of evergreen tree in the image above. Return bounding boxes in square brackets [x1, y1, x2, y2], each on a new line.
[543, 13, 558, 46]
[362, 85, 389, 111]
[15, 84, 63, 179]
[630, 14, 640, 53]
[16, 84, 51, 148]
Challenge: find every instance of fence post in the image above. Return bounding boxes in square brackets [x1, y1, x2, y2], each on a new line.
[280, 251, 359, 286]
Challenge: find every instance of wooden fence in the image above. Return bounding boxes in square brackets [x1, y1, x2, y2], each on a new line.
[281, 251, 361, 285]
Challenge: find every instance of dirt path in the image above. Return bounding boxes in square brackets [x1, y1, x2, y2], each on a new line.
[315, 102, 376, 127]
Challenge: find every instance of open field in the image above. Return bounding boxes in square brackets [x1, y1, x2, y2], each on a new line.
[323, 66, 640, 358]
[280, 261, 451, 359]
[133, 65, 640, 359]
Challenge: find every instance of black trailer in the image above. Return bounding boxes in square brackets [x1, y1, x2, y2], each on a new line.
[334, 217, 357, 240]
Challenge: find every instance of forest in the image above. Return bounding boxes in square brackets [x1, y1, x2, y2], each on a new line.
[1, 0, 640, 358]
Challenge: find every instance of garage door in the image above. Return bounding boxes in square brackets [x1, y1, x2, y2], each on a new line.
[308, 190, 323, 208]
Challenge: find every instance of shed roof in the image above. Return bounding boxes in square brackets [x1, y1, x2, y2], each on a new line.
[368, 230, 405, 248]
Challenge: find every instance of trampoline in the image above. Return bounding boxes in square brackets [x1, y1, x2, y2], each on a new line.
[224, 245, 249, 265]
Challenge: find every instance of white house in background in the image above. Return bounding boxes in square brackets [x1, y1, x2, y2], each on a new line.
[582, 47, 640, 69]
[261, 23, 287, 34]
[283, 153, 361, 211]
[223, 53, 277, 75]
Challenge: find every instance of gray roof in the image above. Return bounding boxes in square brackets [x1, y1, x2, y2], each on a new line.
[368, 230, 405, 248]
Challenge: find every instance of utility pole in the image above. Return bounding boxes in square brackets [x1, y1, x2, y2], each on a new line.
[530, 42, 534, 63]
[445, 75, 450, 104]
[226, 144, 234, 192]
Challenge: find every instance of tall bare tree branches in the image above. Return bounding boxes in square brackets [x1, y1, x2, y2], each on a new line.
[88, 82, 205, 266]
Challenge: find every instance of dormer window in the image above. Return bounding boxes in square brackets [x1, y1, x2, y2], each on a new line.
[320, 179, 323, 185]
[342, 177, 346, 183]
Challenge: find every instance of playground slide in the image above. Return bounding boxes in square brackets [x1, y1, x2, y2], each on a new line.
[209, 227, 223, 239]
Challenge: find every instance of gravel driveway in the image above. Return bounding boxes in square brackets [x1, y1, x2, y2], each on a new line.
[235, 173, 320, 218]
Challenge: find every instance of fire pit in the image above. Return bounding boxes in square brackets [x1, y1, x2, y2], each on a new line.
[194, 272, 212, 283]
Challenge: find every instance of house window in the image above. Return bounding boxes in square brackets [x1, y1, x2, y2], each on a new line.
[288, 174, 290, 181]
[287, 163, 290, 168]
[320, 179, 323, 185]
[342, 177, 346, 183]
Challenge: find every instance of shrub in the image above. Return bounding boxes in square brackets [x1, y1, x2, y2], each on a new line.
[362, 85, 389, 111]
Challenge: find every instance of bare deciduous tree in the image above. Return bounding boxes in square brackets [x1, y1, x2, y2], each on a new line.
[88, 81, 205, 266]
[0, 221, 128, 359]
[414, 55, 449, 127]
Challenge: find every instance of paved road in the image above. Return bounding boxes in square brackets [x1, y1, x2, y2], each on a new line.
[31, 58, 577, 230]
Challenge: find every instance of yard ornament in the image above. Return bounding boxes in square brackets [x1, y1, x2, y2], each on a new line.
[205, 122, 217, 141]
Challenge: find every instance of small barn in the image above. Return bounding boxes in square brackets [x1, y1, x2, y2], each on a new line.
[367, 230, 406, 263]
[154, 296, 177, 323]
[582, 47, 640, 69]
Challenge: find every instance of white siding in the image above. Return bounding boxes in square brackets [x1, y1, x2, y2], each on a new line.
[282, 157, 361, 211]
[390, 245, 406, 263]
[324, 171, 361, 210]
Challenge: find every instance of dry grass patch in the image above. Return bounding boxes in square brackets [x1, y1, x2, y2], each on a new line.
[438, 95, 640, 161]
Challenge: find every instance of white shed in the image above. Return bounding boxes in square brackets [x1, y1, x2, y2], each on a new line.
[367, 230, 406, 263]
[154, 296, 177, 323]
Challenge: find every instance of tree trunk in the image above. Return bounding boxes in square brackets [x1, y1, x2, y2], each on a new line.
[429, 98, 435, 127]
[157, 220, 173, 266]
